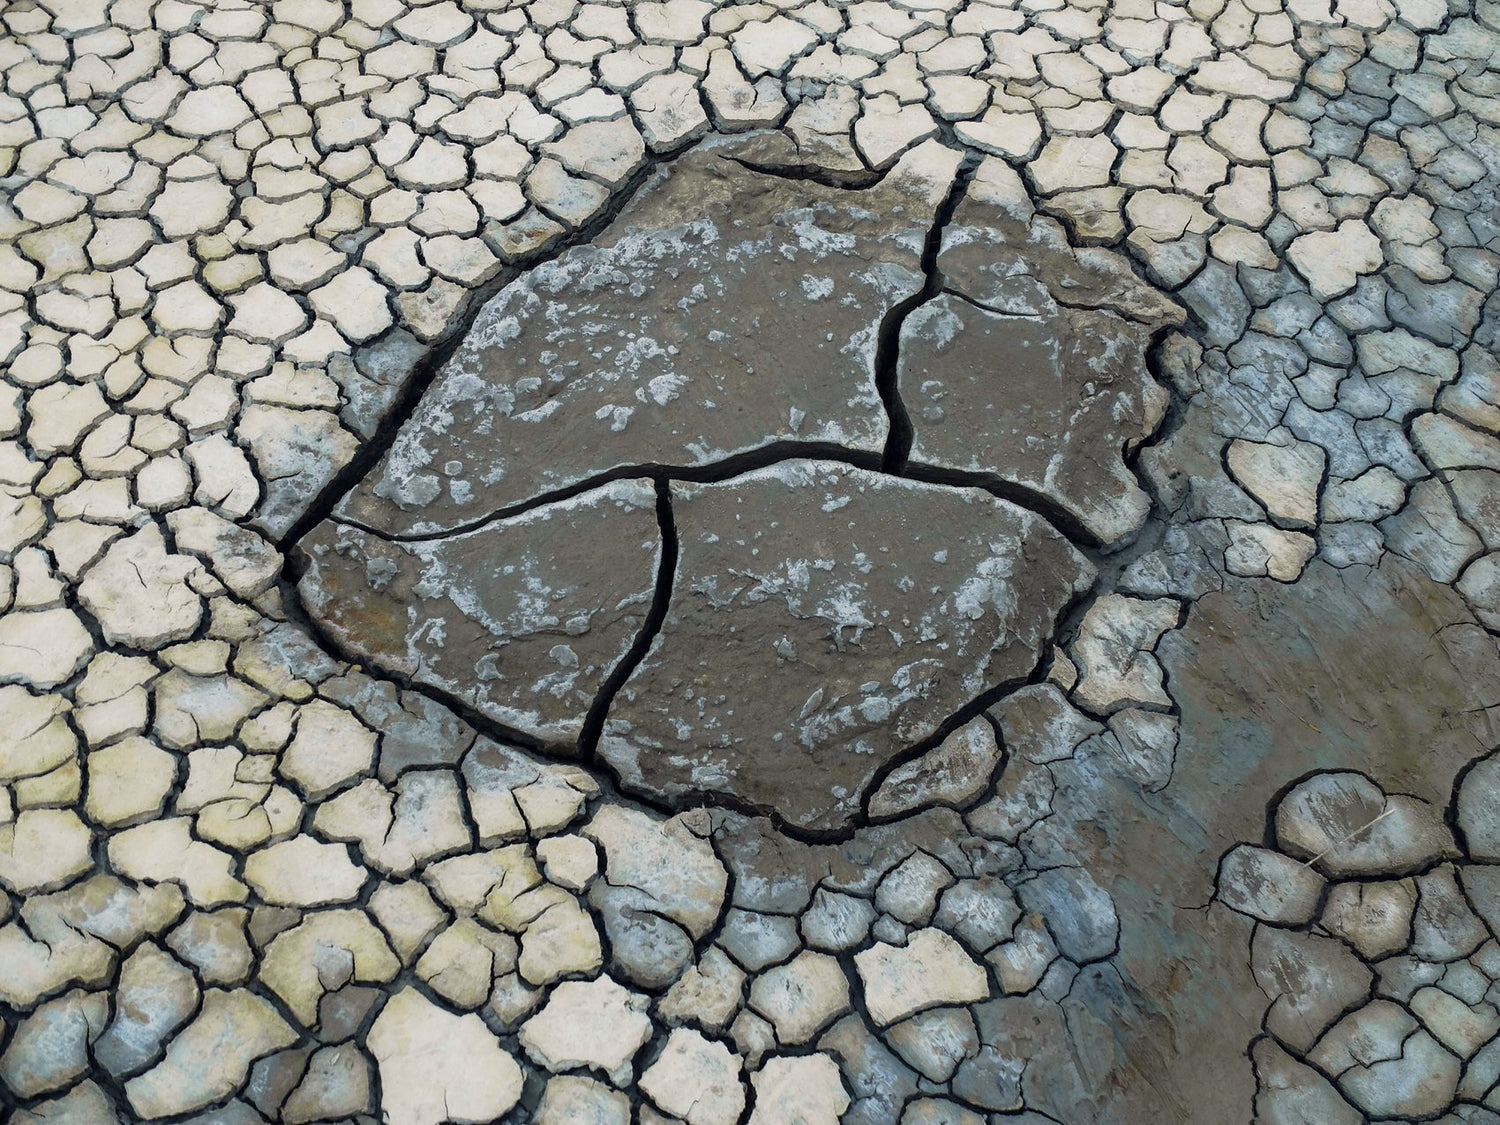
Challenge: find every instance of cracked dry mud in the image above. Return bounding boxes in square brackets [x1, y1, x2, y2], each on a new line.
[3, 0, 1500, 1122]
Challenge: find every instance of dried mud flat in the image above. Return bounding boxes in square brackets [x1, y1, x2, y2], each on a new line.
[2, 0, 1500, 1122]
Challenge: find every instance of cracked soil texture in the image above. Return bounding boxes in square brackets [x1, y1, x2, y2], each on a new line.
[2, 0, 1500, 1121]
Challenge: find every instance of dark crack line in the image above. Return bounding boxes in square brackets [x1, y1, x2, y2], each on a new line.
[331, 441, 886, 543]
[875, 151, 979, 474]
[902, 459, 1102, 551]
[576, 478, 680, 768]
[725, 153, 884, 189]
[278, 132, 950, 559]
[327, 439, 1109, 556]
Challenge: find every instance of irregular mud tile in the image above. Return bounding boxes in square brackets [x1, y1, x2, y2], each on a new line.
[76, 524, 205, 651]
[599, 461, 1093, 833]
[583, 806, 727, 988]
[519, 975, 653, 1078]
[1214, 844, 1324, 925]
[0, 809, 94, 894]
[885, 1007, 978, 1083]
[368, 987, 524, 1125]
[1310, 1001, 1462, 1118]
[237, 406, 361, 540]
[94, 942, 199, 1078]
[536, 1076, 631, 1125]
[719, 908, 800, 971]
[1320, 880, 1418, 960]
[1251, 1038, 1363, 1125]
[336, 139, 963, 538]
[658, 947, 746, 1031]
[747, 950, 851, 1044]
[639, 1027, 746, 1125]
[1273, 771, 1455, 876]
[749, 1055, 849, 1125]
[855, 928, 989, 1026]
[280, 1042, 373, 1124]
[259, 910, 400, 1026]
[1457, 754, 1500, 860]
[297, 479, 660, 748]
[315, 670, 477, 781]
[1250, 927, 1373, 1054]
[876, 852, 954, 924]
[0, 989, 108, 1099]
[7, 1081, 119, 1125]
[938, 156, 1185, 329]
[801, 888, 876, 952]
[899, 292, 1166, 547]
[337, 329, 429, 440]
[123, 990, 297, 1118]
[818, 1014, 919, 1125]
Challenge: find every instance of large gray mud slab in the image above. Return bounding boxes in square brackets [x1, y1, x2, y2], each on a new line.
[599, 460, 1094, 833]
[899, 292, 1166, 547]
[336, 139, 965, 539]
[1020, 556, 1500, 1123]
[296, 480, 661, 748]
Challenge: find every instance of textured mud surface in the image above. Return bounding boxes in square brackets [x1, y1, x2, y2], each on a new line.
[3, 0, 1500, 1122]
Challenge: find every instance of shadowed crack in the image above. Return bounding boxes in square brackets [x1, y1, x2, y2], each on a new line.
[875, 153, 979, 474]
[576, 479, 681, 769]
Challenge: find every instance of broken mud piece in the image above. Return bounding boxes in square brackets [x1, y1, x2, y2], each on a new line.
[598, 460, 1092, 832]
[297, 480, 661, 748]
